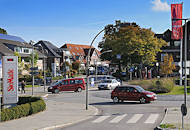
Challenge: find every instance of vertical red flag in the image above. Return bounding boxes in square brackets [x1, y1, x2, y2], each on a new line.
[171, 3, 183, 40]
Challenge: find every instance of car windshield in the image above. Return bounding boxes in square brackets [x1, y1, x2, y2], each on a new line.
[101, 80, 112, 83]
[135, 86, 145, 92]
[52, 81, 62, 86]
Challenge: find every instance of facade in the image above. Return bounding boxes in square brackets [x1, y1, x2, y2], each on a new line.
[0, 34, 45, 75]
[34, 40, 62, 77]
[155, 21, 190, 76]
[61, 43, 100, 67]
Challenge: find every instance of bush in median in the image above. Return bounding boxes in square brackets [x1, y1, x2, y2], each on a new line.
[129, 78, 175, 93]
[1, 96, 46, 121]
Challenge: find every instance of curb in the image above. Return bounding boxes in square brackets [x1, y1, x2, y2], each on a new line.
[39, 105, 99, 130]
[42, 94, 49, 98]
[154, 108, 168, 130]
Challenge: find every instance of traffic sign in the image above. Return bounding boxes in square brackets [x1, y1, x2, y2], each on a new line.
[181, 104, 187, 116]
[30, 72, 39, 75]
[30, 67, 38, 71]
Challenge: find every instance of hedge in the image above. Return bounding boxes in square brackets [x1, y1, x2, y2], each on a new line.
[129, 78, 175, 93]
[1, 96, 46, 121]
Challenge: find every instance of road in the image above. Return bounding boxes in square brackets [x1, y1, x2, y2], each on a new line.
[44, 88, 189, 130]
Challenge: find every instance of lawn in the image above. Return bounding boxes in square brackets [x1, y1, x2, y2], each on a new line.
[159, 86, 190, 95]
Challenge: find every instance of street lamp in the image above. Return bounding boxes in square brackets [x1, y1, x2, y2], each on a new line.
[156, 62, 159, 78]
[36, 44, 47, 93]
[86, 28, 106, 110]
[30, 40, 35, 95]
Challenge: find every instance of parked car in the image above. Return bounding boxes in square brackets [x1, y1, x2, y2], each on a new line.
[48, 78, 86, 93]
[111, 85, 157, 103]
[98, 79, 120, 90]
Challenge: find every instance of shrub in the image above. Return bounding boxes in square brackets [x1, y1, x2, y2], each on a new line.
[1, 96, 46, 121]
[129, 78, 175, 93]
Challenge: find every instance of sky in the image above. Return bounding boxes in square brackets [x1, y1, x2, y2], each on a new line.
[0, 0, 189, 49]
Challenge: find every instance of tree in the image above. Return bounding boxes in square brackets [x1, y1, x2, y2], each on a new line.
[28, 52, 39, 66]
[160, 54, 176, 77]
[99, 21, 167, 67]
[72, 61, 80, 71]
[0, 28, 7, 34]
[14, 52, 24, 74]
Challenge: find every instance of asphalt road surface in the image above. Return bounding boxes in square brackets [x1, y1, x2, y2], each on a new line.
[47, 89, 185, 130]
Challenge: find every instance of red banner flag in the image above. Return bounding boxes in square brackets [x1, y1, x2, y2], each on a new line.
[171, 4, 183, 40]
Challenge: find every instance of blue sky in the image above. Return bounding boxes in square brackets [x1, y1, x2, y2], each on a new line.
[0, 0, 189, 48]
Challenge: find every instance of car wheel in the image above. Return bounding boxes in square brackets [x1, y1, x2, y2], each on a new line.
[139, 97, 146, 104]
[77, 87, 82, 92]
[113, 97, 119, 103]
[54, 89, 59, 94]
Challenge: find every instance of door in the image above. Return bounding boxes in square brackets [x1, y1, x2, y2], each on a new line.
[127, 87, 140, 101]
[68, 79, 76, 91]
[61, 80, 69, 91]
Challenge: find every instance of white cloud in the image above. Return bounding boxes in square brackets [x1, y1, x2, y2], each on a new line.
[151, 0, 170, 12]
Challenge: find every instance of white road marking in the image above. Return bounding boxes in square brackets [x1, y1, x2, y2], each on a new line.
[127, 114, 143, 123]
[110, 114, 127, 123]
[92, 116, 110, 123]
[144, 114, 159, 124]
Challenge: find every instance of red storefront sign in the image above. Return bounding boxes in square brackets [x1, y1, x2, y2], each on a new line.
[171, 3, 183, 40]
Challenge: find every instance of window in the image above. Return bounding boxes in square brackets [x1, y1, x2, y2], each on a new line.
[174, 41, 180, 47]
[76, 56, 79, 60]
[75, 79, 83, 84]
[161, 53, 166, 62]
[73, 52, 75, 55]
[76, 47, 79, 50]
[62, 80, 68, 85]
[23, 48, 29, 53]
[128, 87, 135, 92]
[15, 47, 21, 53]
[70, 80, 75, 84]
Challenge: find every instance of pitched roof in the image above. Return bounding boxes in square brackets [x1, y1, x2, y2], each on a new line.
[61, 43, 99, 57]
[35, 40, 61, 58]
[0, 33, 26, 43]
[0, 39, 32, 48]
[0, 43, 14, 56]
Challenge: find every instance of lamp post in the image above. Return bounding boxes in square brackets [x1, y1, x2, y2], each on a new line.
[30, 40, 35, 96]
[156, 62, 159, 78]
[36, 44, 47, 93]
[86, 28, 106, 110]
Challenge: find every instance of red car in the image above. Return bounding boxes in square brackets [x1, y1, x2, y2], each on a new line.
[48, 78, 86, 93]
[111, 85, 157, 103]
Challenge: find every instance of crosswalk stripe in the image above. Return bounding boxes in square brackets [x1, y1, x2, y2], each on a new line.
[110, 114, 127, 123]
[92, 116, 110, 123]
[144, 114, 159, 124]
[126, 114, 143, 123]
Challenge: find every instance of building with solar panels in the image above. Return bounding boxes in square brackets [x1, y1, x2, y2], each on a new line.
[0, 33, 46, 75]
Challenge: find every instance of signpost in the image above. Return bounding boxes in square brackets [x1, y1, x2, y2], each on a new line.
[2, 56, 18, 106]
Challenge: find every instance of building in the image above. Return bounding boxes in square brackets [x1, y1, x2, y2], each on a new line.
[34, 40, 62, 77]
[155, 21, 190, 76]
[61, 43, 100, 69]
[0, 34, 45, 75]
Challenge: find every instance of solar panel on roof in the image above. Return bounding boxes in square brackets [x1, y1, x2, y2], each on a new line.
[0, 34, 26, 43]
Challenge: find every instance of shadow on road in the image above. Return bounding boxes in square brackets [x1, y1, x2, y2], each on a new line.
[90, 101, 140, 106]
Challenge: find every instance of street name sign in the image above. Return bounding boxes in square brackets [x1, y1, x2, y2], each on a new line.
[2, 56, 18, 104]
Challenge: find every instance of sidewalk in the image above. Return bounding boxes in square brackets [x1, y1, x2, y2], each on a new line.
[159, 107, 190, 130]
[0, 86, 99, 130]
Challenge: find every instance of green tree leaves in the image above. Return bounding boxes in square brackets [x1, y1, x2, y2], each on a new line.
[99, 21, 167, 67]
[0, 28, 7, 34]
